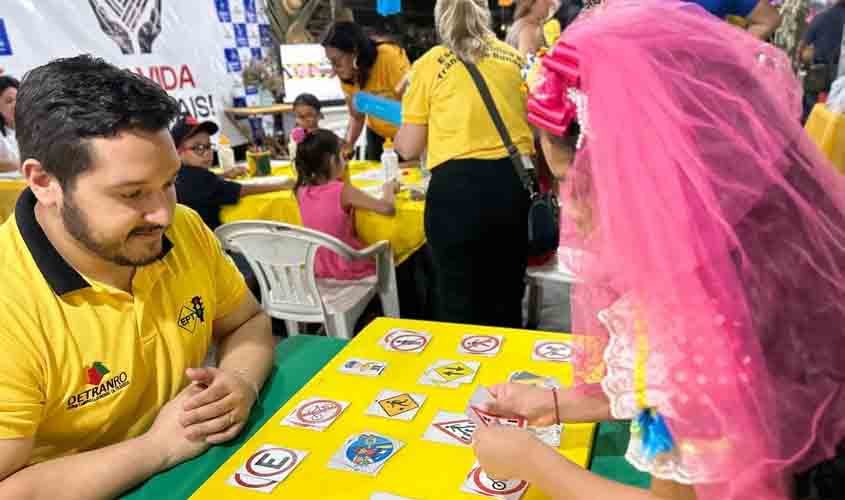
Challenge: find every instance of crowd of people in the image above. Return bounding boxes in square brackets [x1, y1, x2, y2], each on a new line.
[0, 0, 844, 499]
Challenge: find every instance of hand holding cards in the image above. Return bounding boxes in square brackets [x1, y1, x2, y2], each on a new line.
[465, 385, 528, 428]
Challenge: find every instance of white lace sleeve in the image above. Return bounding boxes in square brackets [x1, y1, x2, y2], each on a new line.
[598, 296, 673, 420]
[597, 296, 725, 485]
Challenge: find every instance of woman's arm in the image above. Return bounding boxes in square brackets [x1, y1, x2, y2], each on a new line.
[473, 426, 697, 500]
[343, 95, 366, 159]
[395, 124, 427, 160]
[518, 23, 543, 55]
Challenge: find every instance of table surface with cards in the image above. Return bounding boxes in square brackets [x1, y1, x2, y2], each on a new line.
[185, 318, 595, 500]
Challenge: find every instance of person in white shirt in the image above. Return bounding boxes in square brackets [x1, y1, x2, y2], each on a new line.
[0, 76, 19, 172]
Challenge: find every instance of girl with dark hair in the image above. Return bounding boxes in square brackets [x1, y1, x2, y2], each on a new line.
[472, 2, 845, 499]
[292, 127, 397, 280]
[0, 76, 19, 172]
[321, 22, 410, 161]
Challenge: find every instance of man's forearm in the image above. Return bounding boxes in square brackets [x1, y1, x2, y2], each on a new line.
[0, 434, 164, 500]
[216, 312, 274, 396]
[526, 444, 662, 500]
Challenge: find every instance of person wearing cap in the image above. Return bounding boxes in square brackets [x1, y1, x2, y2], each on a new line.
[0, 56, 276, 498]
[172, 114, 292, 231]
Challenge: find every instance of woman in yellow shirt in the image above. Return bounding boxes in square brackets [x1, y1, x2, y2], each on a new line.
[506, 0, 559, 54]
[322, 22, 410, 161]
[396, 0, 534, 328]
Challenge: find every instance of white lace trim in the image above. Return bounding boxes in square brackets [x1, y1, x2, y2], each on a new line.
[598, 296, 720, 485]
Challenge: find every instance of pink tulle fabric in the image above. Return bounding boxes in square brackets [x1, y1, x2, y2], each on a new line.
[530, 0, 845, 497]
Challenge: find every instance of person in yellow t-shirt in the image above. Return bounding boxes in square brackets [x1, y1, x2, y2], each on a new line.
[0, 55, 275, 499]
[395, 0, 534, 329]
[322, 22, 410, 161]
[506, 0, 559, 55]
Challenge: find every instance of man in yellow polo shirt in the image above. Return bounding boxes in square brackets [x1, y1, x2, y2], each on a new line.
[0, 55, 276, 499]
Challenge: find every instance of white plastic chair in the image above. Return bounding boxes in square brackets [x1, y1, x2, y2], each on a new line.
[525, 247, 583, 329]
[215, 221, 400, 339]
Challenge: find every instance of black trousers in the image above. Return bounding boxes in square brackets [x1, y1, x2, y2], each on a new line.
[365, 127, 385, 161]
[424, 157, 530, 328]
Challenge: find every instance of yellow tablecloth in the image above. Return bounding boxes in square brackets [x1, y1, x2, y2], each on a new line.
[189, 318, 595, 500]
[0, 177, 26, 223]
[805, 103, 845, 174]
[220, 161, 426, 265]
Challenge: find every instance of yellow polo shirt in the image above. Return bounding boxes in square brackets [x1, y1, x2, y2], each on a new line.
[0, 189, 248, 464]
[402, 39, 534, 170]
[341, 42, 410, 140]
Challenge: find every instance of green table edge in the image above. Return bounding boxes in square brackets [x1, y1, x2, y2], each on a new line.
[121, 335, 347, 499]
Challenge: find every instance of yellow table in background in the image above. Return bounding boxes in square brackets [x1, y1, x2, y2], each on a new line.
[0, 176, 26, 223]
[189, 318, 595, 500]
[805, 103, 845, 174]
[220, 161, 427, 265]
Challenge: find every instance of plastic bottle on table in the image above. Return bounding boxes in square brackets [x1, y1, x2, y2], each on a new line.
[288, 134, 297, 163]
[381, 138, 399, 198]
[419, 149, 431, 186]
[218, 134, 235, 172]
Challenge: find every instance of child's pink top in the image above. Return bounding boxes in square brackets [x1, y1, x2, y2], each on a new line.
[297, 180, 376, 280]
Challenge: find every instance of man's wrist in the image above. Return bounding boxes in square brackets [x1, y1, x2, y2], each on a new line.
[227, 368, 261, 400]
[136, 432, 169, 474]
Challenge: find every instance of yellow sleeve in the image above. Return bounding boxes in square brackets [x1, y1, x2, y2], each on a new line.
[185, 209, 249, 319]
[543, 19, 561, 47]
[340, 81, 356, 100]
[384, 46, 411, 91]
[0, 304, 44, 439]
[402, 57, 433, 125]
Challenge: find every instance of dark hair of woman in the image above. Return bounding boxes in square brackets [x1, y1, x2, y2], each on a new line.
[321, 21, 380, 87]
[0, 75, 20, 137]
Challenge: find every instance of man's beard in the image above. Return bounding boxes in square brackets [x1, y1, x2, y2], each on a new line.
[61, 195, 167, 267]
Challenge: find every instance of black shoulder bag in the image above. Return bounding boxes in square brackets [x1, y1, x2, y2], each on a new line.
[462, 61, 560, 256]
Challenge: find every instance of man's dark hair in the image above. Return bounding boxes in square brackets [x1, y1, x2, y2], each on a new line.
[15, 54, 179, 189]
[321, 22, 379, 87]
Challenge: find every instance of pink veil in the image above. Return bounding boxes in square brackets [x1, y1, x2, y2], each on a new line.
[529, 0, 845, 497]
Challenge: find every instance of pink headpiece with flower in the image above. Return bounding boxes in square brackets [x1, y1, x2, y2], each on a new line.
[527, 42, 584, 145]
[290, 127, 309, 145]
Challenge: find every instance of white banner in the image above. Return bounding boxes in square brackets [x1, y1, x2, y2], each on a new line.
[0, 0, 272, 144]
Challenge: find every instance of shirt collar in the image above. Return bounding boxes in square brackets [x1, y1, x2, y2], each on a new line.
[15, 188, 174, 296]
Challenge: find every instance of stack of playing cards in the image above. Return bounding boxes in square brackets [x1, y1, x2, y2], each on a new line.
[509, 370, 561, 389]
[366, 389, 427, 421]
[338, 358, 387, 377]
[422, 410, 477, 446]
[328, 432, 405, 476]
[461, 462, 529, 499]
[226, 445, 308, 493]
[458, 334, 504, 357]
[508, 371, 563, 447]
[465, 386, 527, 428]
[418, 359, 480, 388]
[280, 397, 349, 431]
[378, 329, 432, 353]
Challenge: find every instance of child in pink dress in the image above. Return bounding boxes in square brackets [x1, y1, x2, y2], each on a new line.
[292, 127, 397, 280]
